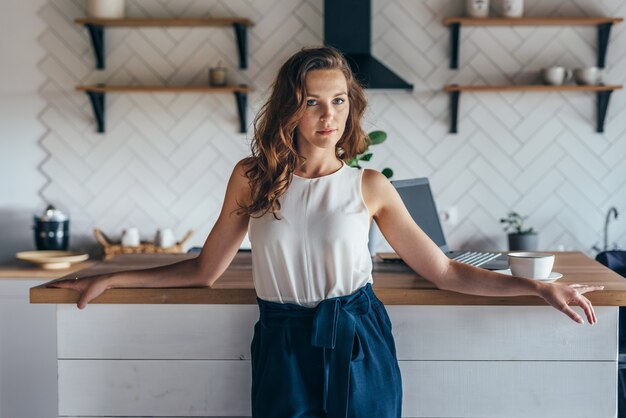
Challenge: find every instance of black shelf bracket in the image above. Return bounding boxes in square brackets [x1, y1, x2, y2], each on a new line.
[449, 88, 460, 134]
[597, 22, 613, 68]
[449, 23, 461, 69]
[233, 23, 248, 69]
[85, 24, 105, 69]
[449, 21, 617, 70]
[596, 89, 614, 133]
[85, 91, 106, 133]
[234, 90, 247, 133]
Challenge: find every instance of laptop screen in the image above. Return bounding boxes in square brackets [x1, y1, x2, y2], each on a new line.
[390, 178, 449, 253]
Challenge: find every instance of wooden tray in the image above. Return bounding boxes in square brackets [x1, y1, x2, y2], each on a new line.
[94, 228, 193, 260]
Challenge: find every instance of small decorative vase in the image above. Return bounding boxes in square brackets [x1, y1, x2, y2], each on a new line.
[508, 233, 538, 251]
[501, 0, 523, 18]
[466, 0, 490, 18]
[87, 0, 125, 18]
[209, 67, 228, 87]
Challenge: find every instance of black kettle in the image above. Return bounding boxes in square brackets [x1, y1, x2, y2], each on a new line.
[33, 204, 69, 251]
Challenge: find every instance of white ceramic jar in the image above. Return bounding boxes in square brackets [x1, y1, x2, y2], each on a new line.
[501, 0, 523, 18]
[466, 0, 490, 17]
[87, 0, 125, 19]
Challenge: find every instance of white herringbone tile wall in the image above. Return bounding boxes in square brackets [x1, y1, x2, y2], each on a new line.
[38, 0, 626, 256]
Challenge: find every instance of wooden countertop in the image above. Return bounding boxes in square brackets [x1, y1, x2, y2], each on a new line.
[30, 251, 626, 306]
[0, 260, 97, 280]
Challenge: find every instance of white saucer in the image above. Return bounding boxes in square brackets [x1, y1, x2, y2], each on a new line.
[494, 269, 563, 283]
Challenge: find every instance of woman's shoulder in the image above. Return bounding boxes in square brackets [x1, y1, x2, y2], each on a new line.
[360, 168, 394, 214]
[228, 158, 254, 206]
[361, 168, 390, 189]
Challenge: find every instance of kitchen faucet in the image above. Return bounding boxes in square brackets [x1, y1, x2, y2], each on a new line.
[592, 206, 619, 253]
[603, 207, 619, 251]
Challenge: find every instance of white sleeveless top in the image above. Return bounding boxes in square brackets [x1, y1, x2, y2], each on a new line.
[248, 161, 373, 307]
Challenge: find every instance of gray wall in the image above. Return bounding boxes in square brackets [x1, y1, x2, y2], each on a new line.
[0, 0, 47, 262]
[1, 0, 625, 263]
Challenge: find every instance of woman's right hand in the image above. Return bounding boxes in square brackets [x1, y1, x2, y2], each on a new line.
[47, 274, 113, 309]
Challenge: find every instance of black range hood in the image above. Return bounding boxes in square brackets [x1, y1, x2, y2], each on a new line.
[324, 0, 413, 91]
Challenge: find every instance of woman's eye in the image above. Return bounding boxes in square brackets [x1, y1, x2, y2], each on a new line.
[334, 98, 345, 105]
[306, 99, 317, 106]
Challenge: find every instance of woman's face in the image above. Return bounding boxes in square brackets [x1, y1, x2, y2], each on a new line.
[295, 69, 349, 153]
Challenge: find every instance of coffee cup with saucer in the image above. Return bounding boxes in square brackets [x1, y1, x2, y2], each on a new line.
[494, 252, 563, 283]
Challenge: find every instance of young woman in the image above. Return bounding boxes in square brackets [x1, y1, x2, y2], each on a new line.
[49, 46, 603, 418]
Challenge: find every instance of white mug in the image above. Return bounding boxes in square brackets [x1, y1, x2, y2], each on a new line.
[155, 228, 176, 248]
[121, 227, 140, 247]
[574, 67, 602, 85]
[542, 66, 572, 86]
[466, 0, 490, 17]
[508, 252, 555, 279]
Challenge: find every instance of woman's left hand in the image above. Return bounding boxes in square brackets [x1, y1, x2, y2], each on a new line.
[537, 282, 604, 324]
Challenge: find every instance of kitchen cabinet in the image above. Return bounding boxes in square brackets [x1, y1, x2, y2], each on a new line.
[0, 279, 57, 418]
[0, 263, 93, 418]
[442, 16, 624, 134]
[32, 252, 623, 417]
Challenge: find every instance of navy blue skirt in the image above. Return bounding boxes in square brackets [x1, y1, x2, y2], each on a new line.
[251, 283, 402, 418]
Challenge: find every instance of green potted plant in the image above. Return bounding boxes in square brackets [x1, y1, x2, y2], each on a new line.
[500, 211, 538, 251]
[347, 130, 393, 178]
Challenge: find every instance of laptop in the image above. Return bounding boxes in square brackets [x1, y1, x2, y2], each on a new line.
[379, 178, 508, 270]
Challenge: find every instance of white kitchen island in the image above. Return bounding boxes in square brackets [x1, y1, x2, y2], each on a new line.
[32, 252, 623, 418]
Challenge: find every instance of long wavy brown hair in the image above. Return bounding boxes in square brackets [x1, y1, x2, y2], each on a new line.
[239, 46, 368, 219]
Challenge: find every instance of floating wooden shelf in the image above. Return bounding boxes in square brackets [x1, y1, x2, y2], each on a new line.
[443, 84, 623, 134]
[76, 85, 251, 93]
[443, 17, 623, 26]
[444, 84, 622, 92]
[443, 16, 623, 69]
[75, 17, 253, 26]
[77, 84, 252, 134]
[75, 17, 253, 70]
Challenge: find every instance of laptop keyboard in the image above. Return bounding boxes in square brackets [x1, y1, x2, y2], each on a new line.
[452, 251, 502, 267]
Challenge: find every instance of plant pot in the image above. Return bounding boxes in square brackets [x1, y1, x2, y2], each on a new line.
[508, 233, 538, 251]
[87, 0, 125, 18]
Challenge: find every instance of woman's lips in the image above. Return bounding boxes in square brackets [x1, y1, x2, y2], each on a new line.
[317, 129, 336, 135]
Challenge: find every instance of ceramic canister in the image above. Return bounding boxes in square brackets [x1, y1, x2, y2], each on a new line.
[33, 205, 69, 251]
[87, 0, 125, 19]
[501, 0, 523, 17]
[466, 0, 490, 17]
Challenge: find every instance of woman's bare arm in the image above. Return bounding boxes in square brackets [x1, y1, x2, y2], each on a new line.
[48, 159, 251, 308]
[362, 169, 602, 324]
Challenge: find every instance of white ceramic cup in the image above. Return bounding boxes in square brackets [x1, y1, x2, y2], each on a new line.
[542, 66, 572, 86]
[155, 228, 176, 248]
[501, 0, 524, 18]
[87, 0, 125, 19]
[466, 0, 490, 17]
[508, 252, 555, 279]
[121, 227, 140, 247]
[574, 67, 602, 85]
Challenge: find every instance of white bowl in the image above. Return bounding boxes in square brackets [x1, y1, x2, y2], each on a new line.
[16, 251, 89, 270]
